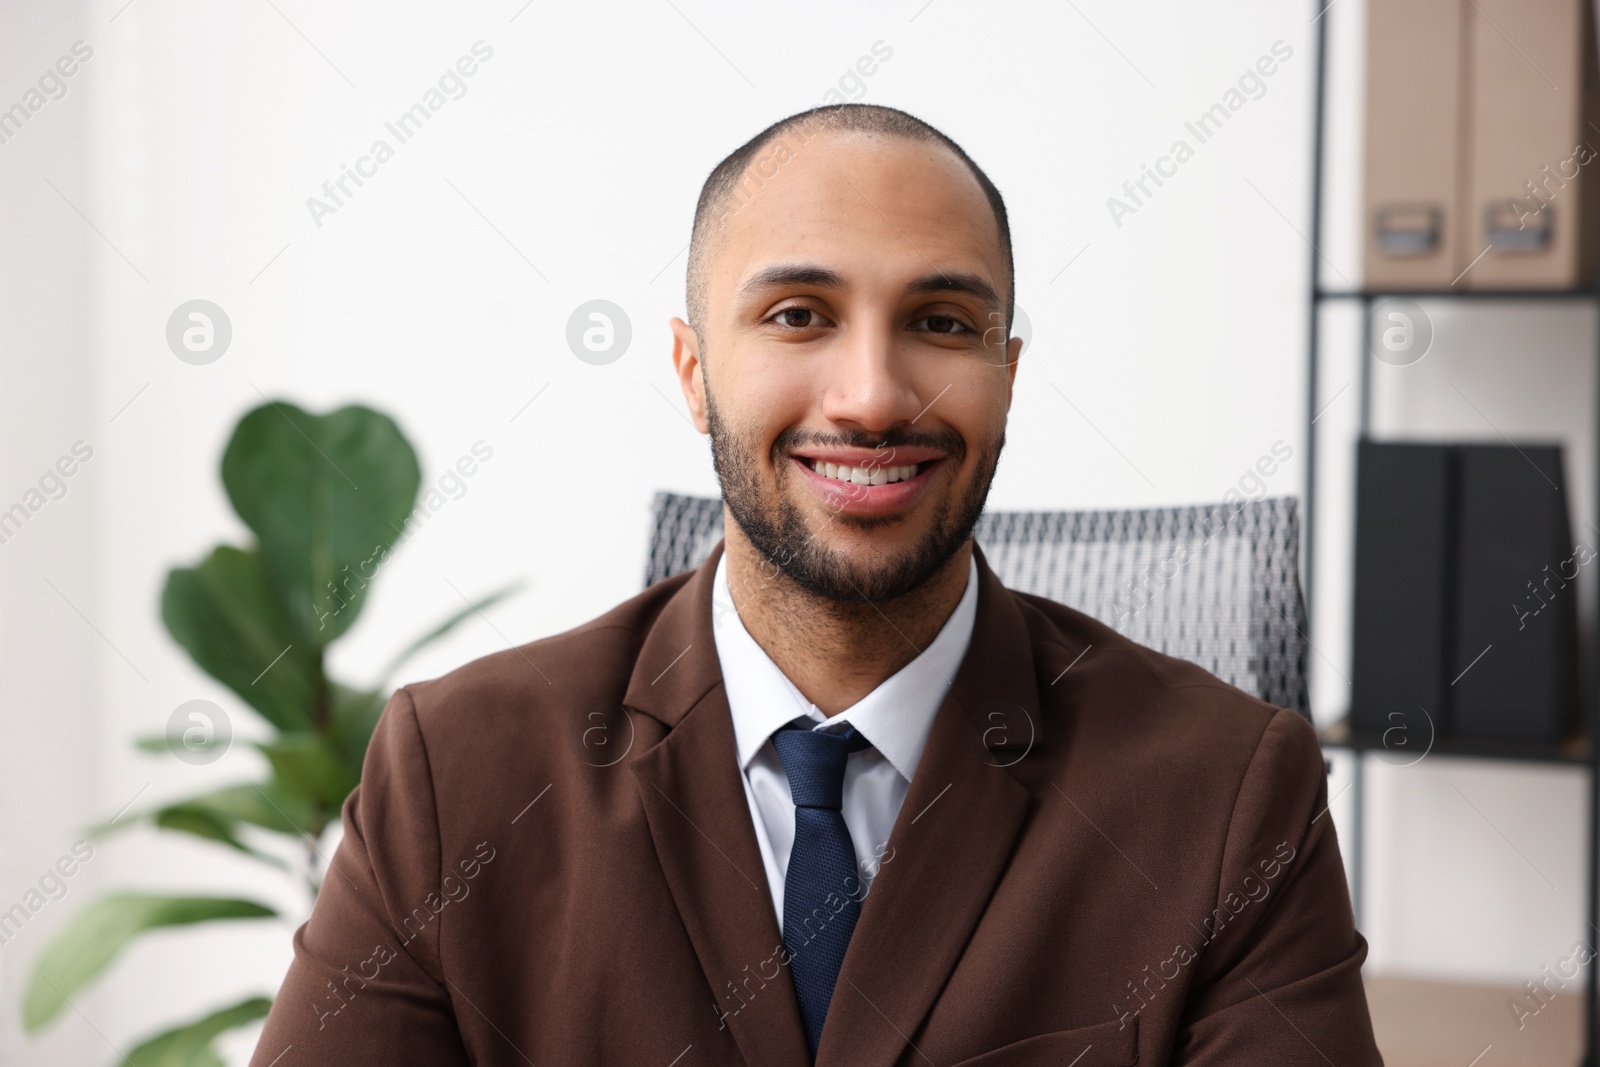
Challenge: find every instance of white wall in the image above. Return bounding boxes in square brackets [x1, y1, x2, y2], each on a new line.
[0, 0, 1586, 1062]
[0, 2, 103, 1064]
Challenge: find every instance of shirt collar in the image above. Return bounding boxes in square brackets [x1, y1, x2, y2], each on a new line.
[711, 548, 980, 783]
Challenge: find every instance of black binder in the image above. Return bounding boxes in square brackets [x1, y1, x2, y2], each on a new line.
[1349, 439, 1579, 744]
[1349, 441, 1455, 738]
[1451, 445, 1577, 741]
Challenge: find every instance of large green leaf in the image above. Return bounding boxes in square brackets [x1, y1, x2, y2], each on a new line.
[328, 684, 386, 776]
[161, 546, 319, 732]
[257, 733, 360, 812]
[221, 401, 420, 644]
[91, 781, 324, 846]
[125, 995, 273, 1067]
[150, 807, 291, 873]
[24, 895, 277, 1031]
[167, 780, 325, 839]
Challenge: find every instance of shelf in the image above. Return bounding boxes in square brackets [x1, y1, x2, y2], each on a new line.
[1320, 717, 1591, 766]
[1303, 2, 1600, 1060]
[1365, 973, 1582, 1067]
[1315, 288, 1600, 301]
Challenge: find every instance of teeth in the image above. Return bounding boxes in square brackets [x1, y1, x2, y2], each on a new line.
[811, 460, 921, 485]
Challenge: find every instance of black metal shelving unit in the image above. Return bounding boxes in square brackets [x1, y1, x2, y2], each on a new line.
[1302, 3, 1600, 1064]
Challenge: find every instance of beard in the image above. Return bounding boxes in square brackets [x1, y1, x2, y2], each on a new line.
[704, 382, 1004, 604]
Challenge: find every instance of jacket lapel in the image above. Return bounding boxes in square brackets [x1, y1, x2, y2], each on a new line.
[624, 537, 1042, 1067]
[625, 539, 813, 1067]
[816, 542, 1041, 1067]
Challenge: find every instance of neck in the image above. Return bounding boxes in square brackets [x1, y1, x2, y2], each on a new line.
[721, 523, 972, 716]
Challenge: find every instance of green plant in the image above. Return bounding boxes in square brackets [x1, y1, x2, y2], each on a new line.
[23, 400, 519, 1065]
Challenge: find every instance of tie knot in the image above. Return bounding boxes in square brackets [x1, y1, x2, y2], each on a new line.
[771, 721, 871, 811]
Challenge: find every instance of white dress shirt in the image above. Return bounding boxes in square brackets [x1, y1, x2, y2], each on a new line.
[710, 549, 980, 931]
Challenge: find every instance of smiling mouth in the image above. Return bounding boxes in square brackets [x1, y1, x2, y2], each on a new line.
[799, 458, 934, 486]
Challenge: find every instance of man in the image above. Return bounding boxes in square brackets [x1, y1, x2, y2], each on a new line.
[250, 104, 1381, 1066]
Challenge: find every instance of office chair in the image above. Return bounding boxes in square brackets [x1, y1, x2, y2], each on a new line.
[644, 492, 1312, 721]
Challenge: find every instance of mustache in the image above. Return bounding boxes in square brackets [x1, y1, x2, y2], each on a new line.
[774, 428, 965, 461]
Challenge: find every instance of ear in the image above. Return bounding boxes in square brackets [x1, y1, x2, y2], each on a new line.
[1003, 334, 1023, 410]
[670, 317, 710, 434]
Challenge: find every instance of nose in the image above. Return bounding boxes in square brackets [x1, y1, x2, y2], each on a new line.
[818, 316, 928, 433]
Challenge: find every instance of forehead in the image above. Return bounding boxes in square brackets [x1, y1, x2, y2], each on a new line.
[710, 129, 1005, 303]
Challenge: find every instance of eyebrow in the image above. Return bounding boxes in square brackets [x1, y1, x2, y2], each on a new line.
[738, 263, 846, 296]
[737, 262, 1000, 309]
[906, 270, 1000, 308]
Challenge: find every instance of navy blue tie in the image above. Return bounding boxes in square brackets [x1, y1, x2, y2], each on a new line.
[772, 719, 873, 1058]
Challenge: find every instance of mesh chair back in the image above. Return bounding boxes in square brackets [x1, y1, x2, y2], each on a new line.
[644, 492, 1310, 720]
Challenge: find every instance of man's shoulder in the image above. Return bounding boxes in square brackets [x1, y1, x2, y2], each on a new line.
[1004, 584, 1318, 771]
[1004, 584, 1327, 893]
[399, 569, 693, 739]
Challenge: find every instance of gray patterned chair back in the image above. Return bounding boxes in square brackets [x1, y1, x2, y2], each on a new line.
[644, 492, 1311, 721]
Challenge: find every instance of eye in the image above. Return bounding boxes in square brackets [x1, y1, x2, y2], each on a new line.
[911, 314, 973, 336]
[767, 306, 832, 329]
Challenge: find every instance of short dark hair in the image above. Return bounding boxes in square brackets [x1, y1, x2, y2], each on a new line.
[685, 103, 1013, 351]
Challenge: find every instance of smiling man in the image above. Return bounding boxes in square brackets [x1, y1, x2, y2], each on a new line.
[251, 104, 1381, 1067]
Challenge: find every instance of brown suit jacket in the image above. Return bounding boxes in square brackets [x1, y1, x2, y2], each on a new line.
[250, 538, 1382, 1066]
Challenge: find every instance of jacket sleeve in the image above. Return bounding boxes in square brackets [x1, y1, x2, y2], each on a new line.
[249, 687, 472, 1066]
[1172, 706, 1383, 1065]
